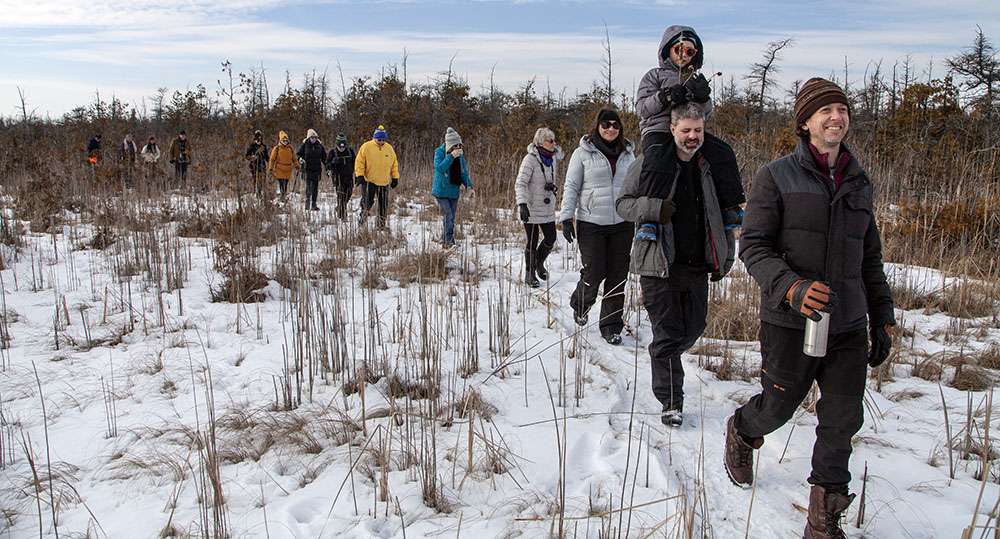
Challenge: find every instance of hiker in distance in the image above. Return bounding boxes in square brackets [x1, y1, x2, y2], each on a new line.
[723, 77, 895, 539]
[431, 127, 473, 248]
[326, 133, 356, 219]
[355, 125, 400, 228]
[515, 127, 563, 287]
[297, 128, 326, 211]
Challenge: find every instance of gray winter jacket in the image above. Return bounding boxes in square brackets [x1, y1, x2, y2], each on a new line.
[739, 140, 895, 334]
[615, 148, 733, 278]
[515, 143, 564, 224]
[559, 136, 636, 225]
[636, 25, 714, 139]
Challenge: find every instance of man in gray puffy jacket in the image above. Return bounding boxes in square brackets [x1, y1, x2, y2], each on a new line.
[615, 102, 741, 427]
[722, 78, 895, 539]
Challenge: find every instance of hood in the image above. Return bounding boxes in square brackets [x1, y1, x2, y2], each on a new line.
[278, 131, 289, 144]
[658, 25, 704, 73]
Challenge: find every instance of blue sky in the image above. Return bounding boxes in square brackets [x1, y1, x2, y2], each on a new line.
[1, 0, 997, 119]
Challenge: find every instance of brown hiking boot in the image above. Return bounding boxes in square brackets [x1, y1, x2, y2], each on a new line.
[803, 485, 855, 539]
[724, 415, 762, 488]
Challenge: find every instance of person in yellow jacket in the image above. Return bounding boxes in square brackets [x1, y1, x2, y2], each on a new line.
[354, 125, 399, 227]
[268, 131, 299, 200]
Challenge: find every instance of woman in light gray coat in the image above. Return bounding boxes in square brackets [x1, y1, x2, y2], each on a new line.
[559, 109, 636, 344]
[515, 127, 563, 287]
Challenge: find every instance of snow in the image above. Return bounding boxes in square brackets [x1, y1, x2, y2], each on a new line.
[0, 193, 997, 538]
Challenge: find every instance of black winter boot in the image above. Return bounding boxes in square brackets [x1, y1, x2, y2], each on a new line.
[524, 250, 540, 288]
[803, 485, 855, 539]
[534, 242, 553, 281]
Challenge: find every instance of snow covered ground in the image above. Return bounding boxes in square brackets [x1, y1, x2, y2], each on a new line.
[0, 192, 997, 538]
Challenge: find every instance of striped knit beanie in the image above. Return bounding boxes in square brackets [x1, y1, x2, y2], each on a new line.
[794, 77, 849, 127]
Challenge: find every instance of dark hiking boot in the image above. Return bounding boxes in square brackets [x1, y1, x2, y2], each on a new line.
[524, 250, 540, 288]
[573, 311, 588, 326]
[724, 415, 763, 488]
[602, 332, 622, 345]
[534, 243, 553, 280]
[803, 485, 855, 539]
[661, 403, 683, 427]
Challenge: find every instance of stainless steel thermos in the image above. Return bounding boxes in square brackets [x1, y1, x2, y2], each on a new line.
[803, 311, 830, 357]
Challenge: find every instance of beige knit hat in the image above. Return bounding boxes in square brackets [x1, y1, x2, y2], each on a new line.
[444, 127, 462, 150]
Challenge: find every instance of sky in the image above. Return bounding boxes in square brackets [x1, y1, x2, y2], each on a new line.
[1, 0, 998, 120]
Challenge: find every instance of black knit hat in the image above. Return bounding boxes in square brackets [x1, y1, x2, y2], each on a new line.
[596, 108, 622, 126]
[794, 77, 850, 128]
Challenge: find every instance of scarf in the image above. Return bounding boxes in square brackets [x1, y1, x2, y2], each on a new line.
[537, 145, 554, 167]
[590, 135, 621, 175]
[449, 155, 463, 185]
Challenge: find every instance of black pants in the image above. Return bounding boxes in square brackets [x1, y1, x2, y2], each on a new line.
[640, 264, 708, 409]
[277, 178, 289, 198]
[734, 323, 868, 488]
[305, 173, 320, 209]
[360, 182, 389, 226]
[571, 220, 633, 335]
[334, 174, 353, 218]
[523, 222, 556, 251]
[174, 161, 188, 185]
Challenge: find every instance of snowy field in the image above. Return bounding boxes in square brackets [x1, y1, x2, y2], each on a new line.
[0, 191, 997, 538]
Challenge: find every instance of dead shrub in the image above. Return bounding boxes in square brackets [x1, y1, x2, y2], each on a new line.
[890, 282, 937, 312]
[703, 276, 760, 342]
[912, 357, 944, 381]
[387, 374, 440, 401]
[950, 365, 994, 391]
[385, 249, 449, 285]
[210, 242, 268, 303]
[454, 388, 498, 421]
[342, 365, 383, 396]
[934, 279, 996, 319]
[976, 346, 1000, 370]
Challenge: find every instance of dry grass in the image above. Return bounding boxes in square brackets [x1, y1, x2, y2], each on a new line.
[384, 248, 450, 285]
[950, 365, 994, 391]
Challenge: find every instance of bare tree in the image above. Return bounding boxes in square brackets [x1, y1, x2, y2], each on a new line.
[947, 25, 1000, 116]
[600, 20, 614, 105]
[745, 37, 795, 110]
[16, 86, 37, 122]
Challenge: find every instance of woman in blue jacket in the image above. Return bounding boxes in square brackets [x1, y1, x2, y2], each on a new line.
[431, 127, 473, 247]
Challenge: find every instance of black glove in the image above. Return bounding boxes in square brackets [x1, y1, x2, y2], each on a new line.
[562, 220, 575, 243]
[787, 280, 839, 322]
[658, 85, 689, 108]
[868, 324, 893, 367]
[659, 199, 676, 224]
[710, 272, 725, 282]
[686, 74, 711, 104]
[390, 177, 399, 189]
[518, 203, 530, 222]
[355, 176, 365, 186]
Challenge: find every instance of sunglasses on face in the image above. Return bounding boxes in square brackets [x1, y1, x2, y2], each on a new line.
[600, 120, 621, 130]
[309, 136, 318, 140]
[544, 138, 556, 144]
[672, 43, 698, 58]
[281, 139, 289, 143]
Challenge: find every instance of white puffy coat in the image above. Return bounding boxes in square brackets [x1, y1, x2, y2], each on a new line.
[559, 135, 636, 225]
[515, 143, 564, 224]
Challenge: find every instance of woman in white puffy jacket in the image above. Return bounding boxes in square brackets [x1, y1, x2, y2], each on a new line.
[558, 109, 636, 345]
[515, 127, 563, 287]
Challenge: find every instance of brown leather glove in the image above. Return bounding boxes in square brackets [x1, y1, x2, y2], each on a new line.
[786, 280, 838, 322]
[659, 199, 676, 224]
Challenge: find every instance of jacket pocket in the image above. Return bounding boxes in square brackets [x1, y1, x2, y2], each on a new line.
[629, 234, 668, 278]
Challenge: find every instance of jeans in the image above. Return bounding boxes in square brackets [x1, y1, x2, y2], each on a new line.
[436, 197, 459, 245]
